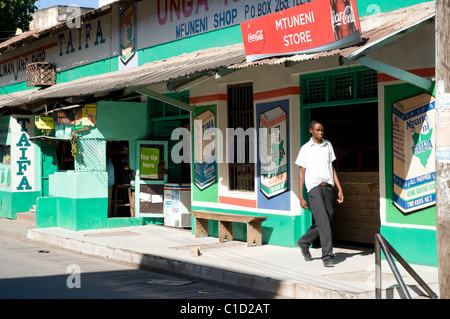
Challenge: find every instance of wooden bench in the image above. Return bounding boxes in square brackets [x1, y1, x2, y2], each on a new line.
[191, 210, 268, 247]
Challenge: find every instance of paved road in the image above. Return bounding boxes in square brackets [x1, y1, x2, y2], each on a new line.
[0, 235, 263, 299]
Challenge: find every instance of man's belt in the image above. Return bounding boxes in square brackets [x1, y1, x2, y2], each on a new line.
[319, 182, 332, 187]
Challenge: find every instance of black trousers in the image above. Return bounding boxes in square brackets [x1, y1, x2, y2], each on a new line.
[299, 184, 334, 261]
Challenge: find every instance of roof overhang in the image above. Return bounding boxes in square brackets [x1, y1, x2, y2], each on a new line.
[0, 1, 436, 111]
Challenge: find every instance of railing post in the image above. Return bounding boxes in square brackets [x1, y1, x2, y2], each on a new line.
[375, 234, 382, 299]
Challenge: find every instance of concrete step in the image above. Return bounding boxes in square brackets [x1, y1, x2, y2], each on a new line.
[16, 212, 36, 223]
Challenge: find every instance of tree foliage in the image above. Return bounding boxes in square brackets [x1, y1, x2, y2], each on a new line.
[0, 0, 37, 42]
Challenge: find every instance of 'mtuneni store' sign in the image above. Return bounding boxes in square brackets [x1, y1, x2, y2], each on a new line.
[240, 0, 362, 63]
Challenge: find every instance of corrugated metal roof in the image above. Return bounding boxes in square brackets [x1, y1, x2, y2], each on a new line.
[0, 1, 435, 109]
[1, 43, 247, 107]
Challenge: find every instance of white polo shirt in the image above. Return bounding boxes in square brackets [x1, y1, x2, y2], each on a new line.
[295, 138, 336, 192]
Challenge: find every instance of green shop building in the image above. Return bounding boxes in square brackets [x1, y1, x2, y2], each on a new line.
[0, 0, 439, 266]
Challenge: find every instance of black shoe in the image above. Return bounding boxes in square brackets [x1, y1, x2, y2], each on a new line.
[323, 259, 334, 267]
[296, 239, 312, 261]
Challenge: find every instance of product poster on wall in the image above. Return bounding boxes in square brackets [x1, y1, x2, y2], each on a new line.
[257, 99, 290, 211]
[140, 147, 160, 179]
[193, 109, 216, 190]
[120, 4, 137, 67]
[392, 93, 436, 214]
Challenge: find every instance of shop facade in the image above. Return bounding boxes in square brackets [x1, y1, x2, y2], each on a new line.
[0, 0, 438, 266]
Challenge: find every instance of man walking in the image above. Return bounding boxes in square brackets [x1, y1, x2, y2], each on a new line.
[295, 120, 344, 267]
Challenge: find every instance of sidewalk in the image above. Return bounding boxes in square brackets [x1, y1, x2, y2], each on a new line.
[0, 215, 440, 299]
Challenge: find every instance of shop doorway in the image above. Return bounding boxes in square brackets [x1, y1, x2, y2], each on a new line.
[107, 141, 133, 218]
[310, 102, 380, 247]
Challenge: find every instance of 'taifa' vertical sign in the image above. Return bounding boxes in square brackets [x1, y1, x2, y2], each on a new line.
[11, 115, 35, 191]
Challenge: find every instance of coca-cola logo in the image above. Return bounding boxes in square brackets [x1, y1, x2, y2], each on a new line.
[248, 30, 264, 43]
[245, 24, 265, 54]
[331, 5, 355, 27]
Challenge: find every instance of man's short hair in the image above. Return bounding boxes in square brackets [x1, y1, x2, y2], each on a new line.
[310, 120, 322, 129]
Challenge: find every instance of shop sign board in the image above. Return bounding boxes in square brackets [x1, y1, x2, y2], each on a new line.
[240, 0, 361, 62]
[11, 115, 35, 191]
[120, 4, 136, 65]
[73, 104, 97, 132]
[53, 109, 74, 126]
[140, 147, 160, 179]
[193, 110, 216, 190]
[259, 106, 288, 197]
[35, 116, 54, 130]
[138, 0, 321, 49]
[392, 93, 436, 213]
[0, 15, 111, 87]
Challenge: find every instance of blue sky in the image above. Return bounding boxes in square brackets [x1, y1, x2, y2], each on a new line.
[35, 0, 99, 10]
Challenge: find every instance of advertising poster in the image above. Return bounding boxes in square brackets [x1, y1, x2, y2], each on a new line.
[120, 4, 137, 67]
[140, 147, 160, 179]
[259, 106, 288, 198]
[257, 99, 290, 211]
[193, 110, 216, 190]
[35, 116, 54, 130]
[392, 93, 436, 213]
[240, 0, 361, 62]
[73, 104, 97, 132]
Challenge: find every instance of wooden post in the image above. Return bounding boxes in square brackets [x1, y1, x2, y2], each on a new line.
[435, 0, 450, 299]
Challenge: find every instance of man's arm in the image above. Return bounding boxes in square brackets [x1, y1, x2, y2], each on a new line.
[299, 166, 308, 209]
[333, 168, 344, 204]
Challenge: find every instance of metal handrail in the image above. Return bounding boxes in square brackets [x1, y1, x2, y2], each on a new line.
[374, 233, 438, 299]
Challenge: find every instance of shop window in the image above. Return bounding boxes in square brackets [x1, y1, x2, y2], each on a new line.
[148, 91, 190, 118]
[227, 83, 255, 191]
[301, 67, 378, 107]
[0, 145, 10, 164]
[56, 141, 74, 170]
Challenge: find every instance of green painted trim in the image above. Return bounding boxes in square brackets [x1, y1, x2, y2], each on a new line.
[357, 0, 434, 17]
[56, 197, 108, 231]
[107, 217, 143, 228]
[57, 57, 118, 83]
[380, 225, 437, 266]
[190, 205, 302, 247]
[142, 217, 164, 225]
[138, 26, 242, 64]
[36, 196, 57, 228]
[356, 56, 432, 90]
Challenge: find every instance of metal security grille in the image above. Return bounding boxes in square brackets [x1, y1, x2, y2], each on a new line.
[331, 72, 354, 100]
[302, 67, 378, 106]
[75, 138, 106, 171]
[26, 62, 56, 87]
[227, 83, 255, 192]
[304, 76, 326, 103]
[359, 69, 378, 98]
[148, 91, 190, 118]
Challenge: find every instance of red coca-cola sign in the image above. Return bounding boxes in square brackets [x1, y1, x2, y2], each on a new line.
[330, 0, 358, 40]
[241, 0, 361, 63]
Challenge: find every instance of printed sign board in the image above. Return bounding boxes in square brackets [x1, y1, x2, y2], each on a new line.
[193, 110, 216, 190]
[259, 106, 288, 197]
[240, 0, 361, 62]
[140, 147, 160, 179]
[392, 93, 436, 213]
[11, 115, 35, 191]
